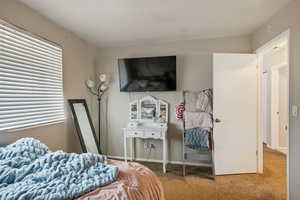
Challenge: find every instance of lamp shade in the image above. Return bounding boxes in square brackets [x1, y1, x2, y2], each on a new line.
[99, 73, 107, 82]
[100, 83, 108, 92]
[86, 80, 95, 88]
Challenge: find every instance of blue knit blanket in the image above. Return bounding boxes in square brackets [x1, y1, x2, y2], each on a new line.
[0, 138, 118, 200]
[185, 128, 210, 150]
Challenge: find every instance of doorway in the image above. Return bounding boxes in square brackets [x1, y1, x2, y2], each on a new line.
[256, 30, 290, 199]
[270, 64, 289, 154]
[277, 66, 289, 154]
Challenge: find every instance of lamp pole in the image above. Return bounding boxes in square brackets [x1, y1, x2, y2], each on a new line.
[86, 73, 109, 155]
[97, 96, 102, 154]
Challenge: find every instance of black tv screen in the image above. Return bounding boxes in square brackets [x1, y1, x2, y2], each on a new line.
[118, 56, 176, 92]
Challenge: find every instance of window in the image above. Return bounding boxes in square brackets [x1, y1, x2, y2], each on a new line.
[0, 21, 64, 133]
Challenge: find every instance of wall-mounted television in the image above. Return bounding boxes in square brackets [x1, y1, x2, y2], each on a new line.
[118, 56, 176, 92]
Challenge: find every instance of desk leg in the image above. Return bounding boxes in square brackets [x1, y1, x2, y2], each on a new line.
[131, 138, 135, 161]
[163, 138, 167, 173]
[124, 136, 127, 163]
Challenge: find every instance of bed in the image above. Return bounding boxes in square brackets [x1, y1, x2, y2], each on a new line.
[0, 139, 165, 200]
[77, 160, 165, 200]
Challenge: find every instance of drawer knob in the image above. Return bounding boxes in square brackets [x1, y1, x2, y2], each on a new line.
[152, 133, 155, 135]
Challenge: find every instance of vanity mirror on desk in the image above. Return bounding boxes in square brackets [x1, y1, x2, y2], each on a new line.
[123, 96, 169, 173]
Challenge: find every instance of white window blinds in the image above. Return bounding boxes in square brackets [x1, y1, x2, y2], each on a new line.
[0, 21, 64, 133]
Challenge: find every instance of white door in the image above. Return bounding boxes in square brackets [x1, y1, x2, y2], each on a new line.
[278, 66, 289, 149]
[213, 53, 258, 175]
[262, 71, 268, 144]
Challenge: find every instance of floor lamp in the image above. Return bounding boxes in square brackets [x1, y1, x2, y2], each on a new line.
[86, 73, 109, 154]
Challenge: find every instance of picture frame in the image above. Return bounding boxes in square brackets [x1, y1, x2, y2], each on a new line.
[68, 99, 101, 154]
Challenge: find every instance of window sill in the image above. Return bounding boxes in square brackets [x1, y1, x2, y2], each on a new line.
[0, 120, 65, 134]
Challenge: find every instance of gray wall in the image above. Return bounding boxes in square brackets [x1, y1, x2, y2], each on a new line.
[0, 0, 98, 153]
[96, 36, 252, 162]
[252, 0, 300, 199]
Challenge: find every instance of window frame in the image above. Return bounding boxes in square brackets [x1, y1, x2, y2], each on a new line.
[0, 19, 65, 133]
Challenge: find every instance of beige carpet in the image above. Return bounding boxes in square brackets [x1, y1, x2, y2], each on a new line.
[142, 147, 286, 200]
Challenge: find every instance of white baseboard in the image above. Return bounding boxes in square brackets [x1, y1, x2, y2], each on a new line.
[277, 147, 288, 150]
[267, 144, 288, 151]
[267, 144, 275, 149]
[277, 150, 288, 155]
[107, 155, 212, 167]
[276, 147, 288, 155]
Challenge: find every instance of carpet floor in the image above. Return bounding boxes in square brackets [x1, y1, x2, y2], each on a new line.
[141, 147, 286, 200]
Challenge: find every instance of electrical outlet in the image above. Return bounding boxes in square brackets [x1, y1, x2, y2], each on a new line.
[144, 141, 155, 149]
[143, 141, 149, 149]
[150, 143, 155, 149]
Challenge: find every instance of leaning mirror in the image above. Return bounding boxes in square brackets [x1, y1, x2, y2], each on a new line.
[68, 99, 100, 154]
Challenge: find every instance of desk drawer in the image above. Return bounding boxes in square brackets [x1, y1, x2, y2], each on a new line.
[144, 131, 161, 138]
[127, 130, 143, 137]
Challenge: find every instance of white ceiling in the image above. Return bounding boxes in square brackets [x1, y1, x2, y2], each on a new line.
[20, 0, 291, 48]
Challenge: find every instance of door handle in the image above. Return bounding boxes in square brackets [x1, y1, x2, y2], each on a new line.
[215, 118, 222, 123]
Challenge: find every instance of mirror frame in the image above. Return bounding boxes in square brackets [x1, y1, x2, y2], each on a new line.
[68, 99, 101, 154]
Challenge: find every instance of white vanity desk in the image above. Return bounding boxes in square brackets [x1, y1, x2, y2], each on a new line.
[123, 96, 169, 173]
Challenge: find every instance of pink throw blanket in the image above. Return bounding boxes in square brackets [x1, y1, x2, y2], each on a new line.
[76, 160, 165, 200]
[184, 111, 213, 130]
